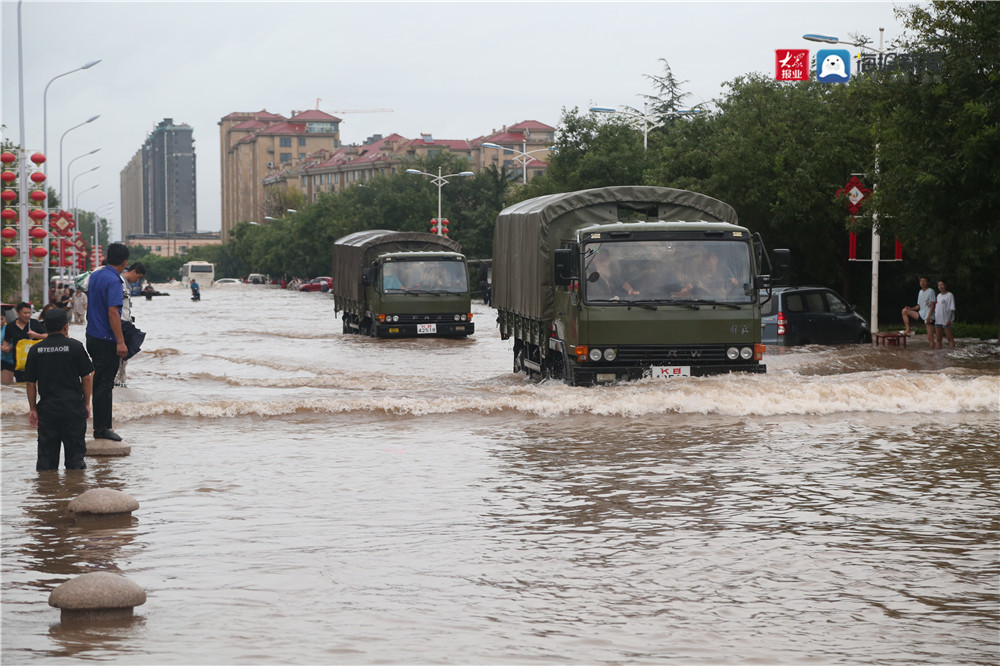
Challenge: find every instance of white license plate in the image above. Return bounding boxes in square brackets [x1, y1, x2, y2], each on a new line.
[652, 366, 691, 378]
[417, 323, 437, 334]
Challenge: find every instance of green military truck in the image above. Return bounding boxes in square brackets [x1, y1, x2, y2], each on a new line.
[332, 230, 475, 338]
[493, 186, 789, 385]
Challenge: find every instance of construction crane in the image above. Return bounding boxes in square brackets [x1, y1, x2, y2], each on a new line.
[311, 99, 393, 115]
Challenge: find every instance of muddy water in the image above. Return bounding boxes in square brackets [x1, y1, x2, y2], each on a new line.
[2, 283, 997, 664]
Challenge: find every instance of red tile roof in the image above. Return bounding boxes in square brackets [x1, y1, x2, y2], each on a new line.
[509, 120, 555, 131]
[289, 109, 342, 122]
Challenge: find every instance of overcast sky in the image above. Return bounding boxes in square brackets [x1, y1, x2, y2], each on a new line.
[2, 1, 917, 239]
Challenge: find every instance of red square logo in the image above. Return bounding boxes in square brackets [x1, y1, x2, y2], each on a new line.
[776, 49, 810, 81]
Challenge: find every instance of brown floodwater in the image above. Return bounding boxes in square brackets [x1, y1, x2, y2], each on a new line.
[2, 283, 997, 664]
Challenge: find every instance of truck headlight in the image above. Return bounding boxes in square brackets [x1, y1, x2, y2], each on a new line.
[454, 314, 461, 321]
[603, 348, 617, 361]
[727, 347, 740, 360]
[392, 315, 399, 322]
[589, 348, 603, 362]
[740, 346, 753, 360]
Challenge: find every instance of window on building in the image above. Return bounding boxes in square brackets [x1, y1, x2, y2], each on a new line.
[155, 246, 162, 252]
[299, 153, 305, 160]
[280, 153, 292, 163]
[298, 137, 306, 146]
[280, 137, 292, 148]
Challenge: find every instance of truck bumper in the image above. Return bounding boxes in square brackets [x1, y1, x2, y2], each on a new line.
[375, 322, 475, 338]
[572, 363, 765, 385]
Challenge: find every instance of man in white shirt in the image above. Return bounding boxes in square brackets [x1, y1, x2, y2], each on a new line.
[901, 276, 936, 346]
[115, 262, 146, 387]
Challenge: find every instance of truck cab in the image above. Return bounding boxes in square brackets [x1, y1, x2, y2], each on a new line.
[362, 251, 474, 337]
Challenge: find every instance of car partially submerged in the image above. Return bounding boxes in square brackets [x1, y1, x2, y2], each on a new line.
[760, 286, 871, 346]
[299, 277, 333, 292]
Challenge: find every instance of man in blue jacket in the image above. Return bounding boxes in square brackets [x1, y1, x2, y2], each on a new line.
[86, 242, 129, 441]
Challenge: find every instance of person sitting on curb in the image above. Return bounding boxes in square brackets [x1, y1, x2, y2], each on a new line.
[901, 276, 936, 345]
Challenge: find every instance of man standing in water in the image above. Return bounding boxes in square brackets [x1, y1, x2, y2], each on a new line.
[933, 280, 956, 350]
[86, 242, 129, 441]
[24, 307, 94, 470]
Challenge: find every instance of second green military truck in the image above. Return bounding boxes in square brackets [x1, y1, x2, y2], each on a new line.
[493, 186, 788, 385]
[332, 230, 475, 338]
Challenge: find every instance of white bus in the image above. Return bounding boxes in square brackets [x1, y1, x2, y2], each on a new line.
[179, 261, 215, 286]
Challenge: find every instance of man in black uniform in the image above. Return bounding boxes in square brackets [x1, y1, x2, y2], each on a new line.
[24, 308, 95, 471]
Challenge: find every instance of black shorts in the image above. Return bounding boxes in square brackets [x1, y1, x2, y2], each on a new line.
[1, 360, 13, 372]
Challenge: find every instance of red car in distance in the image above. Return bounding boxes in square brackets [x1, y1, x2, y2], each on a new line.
[299, 277, 333, 292]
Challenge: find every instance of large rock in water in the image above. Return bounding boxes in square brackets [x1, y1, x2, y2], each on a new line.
[68, 488, 139, 516]
[49, 572, 146, 620]
[86, 439, 131, 456]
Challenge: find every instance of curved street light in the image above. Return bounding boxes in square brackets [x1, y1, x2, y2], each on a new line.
[404, 167, 475, 236]
[69, 164, 100, 220]
[41, 58, 101, 300]
[481, 142, 553, 184]
[59, 115, 100, 204]
[589, 102, 702, 152]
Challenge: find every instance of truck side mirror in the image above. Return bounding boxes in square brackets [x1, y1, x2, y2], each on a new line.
[553, 248, 575, 286]
[770, 249, 792, 286]
[362, 267, 374, 286]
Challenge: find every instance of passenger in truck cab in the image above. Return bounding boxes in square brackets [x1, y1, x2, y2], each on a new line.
[697, 250, 742, 299]
[587, 248, 636, 300]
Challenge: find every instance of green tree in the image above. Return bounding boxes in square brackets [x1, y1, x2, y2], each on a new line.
[874, 0, 1000, 323]
[517, 107, 646, 201]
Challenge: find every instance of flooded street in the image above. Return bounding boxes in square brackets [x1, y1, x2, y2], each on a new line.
[2, 283, 998, 664]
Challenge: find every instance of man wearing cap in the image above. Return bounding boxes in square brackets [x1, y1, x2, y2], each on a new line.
[24, 307, 95, 471]
[86, 241, 129, 441]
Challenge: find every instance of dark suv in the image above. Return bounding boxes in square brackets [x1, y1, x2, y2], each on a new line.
[761, 286, 871, 346]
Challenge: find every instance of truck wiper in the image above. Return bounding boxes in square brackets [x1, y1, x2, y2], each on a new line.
[659, 300, 701, 310]
[688, 299, 741, 310]
[624, 300, 658, 311]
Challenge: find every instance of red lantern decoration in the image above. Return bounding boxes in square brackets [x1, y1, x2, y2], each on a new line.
[1, 227, 17, 240]
[29, 227, 47, 239]
[30, 172, 46, 184]
[1, 190, 16, 203]
[1, 209, 16, 221]
[0, 152, 16, 165]
[1, 246, 17, 258]
[28, 209, 46, 221]
[1, 171, 15, 183]
[29, 190, 46, 203]
[30, 246, 47, 258]
[50, 259, 59, 267]
[30, 153, 46, 165]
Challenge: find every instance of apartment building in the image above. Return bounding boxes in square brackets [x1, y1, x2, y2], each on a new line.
[120, 118, 197, 239]
[258, 120, 556, 207]
[219, 109, 342, 239]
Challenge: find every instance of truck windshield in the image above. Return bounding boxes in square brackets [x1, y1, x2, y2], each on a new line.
[381, 260, 468, 294]
[583, 239, 753, 304]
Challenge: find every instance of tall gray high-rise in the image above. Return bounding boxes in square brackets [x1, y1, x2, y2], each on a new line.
[121, 118, 197, 238]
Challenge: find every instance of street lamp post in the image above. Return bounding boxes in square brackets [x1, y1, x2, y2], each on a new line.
[68, 165, 100, 222]
[41, 58, 101, 302]
[804, 28, 886, 333]
[590, 102, 701, 152]
[404, 167, 475, 235]
[481, 142, 552, 184]
[64, 148, 99, 210]
[58, 116, 99, 206]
